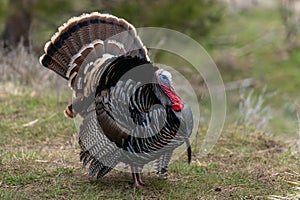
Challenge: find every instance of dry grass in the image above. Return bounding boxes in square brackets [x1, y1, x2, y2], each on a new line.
[238, 87, 274, 133]
[0, 44, 67, 94]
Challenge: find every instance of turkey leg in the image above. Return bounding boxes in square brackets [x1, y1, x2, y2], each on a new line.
[131, 166, 145, 188]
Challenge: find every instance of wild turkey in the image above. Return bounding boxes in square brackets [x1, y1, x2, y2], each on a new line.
[39, 12, 193, 188]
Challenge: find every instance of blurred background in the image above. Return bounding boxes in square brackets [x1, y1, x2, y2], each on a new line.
[0, 0, 300, 141]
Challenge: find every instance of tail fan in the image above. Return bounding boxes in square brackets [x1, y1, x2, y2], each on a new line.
[39, 12, 149, 81]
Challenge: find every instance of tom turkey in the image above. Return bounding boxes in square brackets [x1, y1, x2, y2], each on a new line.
[40, 12, 193, 188]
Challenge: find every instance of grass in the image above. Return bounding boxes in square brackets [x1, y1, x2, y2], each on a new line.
[0, 89, 299, 199]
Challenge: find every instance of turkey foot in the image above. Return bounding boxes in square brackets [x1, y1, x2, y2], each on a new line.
[131, 166, 145, 188]
[132, 172, 145, 188]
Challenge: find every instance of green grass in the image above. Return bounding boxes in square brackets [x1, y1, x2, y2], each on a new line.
[0, 91, 299, 199]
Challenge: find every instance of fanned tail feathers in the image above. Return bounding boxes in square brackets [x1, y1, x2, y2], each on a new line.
[39, 12, 149, 83]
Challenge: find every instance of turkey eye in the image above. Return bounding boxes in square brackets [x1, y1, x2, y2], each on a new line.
[160, 75, 168, 83]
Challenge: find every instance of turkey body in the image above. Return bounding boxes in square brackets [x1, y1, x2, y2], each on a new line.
[40, 12, 193, 188]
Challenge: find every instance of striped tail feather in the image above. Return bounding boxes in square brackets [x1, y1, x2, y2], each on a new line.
[39, 12, 149, 82]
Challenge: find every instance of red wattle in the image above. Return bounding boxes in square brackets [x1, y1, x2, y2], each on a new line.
[161, 84, 184, 112]
[172, 103, 183, 112]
